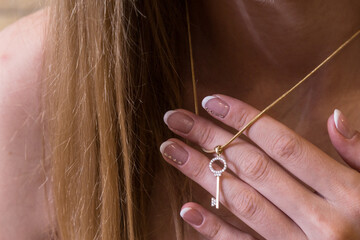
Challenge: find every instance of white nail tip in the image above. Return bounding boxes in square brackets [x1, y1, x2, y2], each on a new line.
[180, 207, 192, 218]
[163, 110, 176, 125]
[334, 109, 341, 129]
[202, 96, 216, 109]
[160, 140, 173, 153]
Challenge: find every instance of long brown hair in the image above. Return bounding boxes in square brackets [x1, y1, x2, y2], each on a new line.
[43, 0, 191, 239]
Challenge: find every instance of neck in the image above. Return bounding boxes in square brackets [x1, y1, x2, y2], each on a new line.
[188, 0, 360, 86]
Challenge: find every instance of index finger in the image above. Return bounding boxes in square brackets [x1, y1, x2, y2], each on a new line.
[202, 94, 359, 200]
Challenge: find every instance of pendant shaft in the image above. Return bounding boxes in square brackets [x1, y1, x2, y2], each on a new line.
[211, 176, 220, 209]
[209, 155, 227, 209]
[216, 176, 220, 209]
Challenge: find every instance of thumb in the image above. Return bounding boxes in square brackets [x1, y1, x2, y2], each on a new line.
[328, 109, 360, 171]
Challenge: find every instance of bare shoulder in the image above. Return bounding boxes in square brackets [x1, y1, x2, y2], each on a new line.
[0, 9, 54, 239]
[0, 8, 46, 84]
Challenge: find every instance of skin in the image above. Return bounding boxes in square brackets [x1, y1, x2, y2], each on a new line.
[0, 10, 53, 239]
[1, 1, 360, 240]
[157, 0, 360, 239]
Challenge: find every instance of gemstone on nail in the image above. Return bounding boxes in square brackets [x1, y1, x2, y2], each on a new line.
[160, 141, 189, 165]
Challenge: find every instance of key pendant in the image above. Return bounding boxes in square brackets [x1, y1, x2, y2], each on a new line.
[209, 155, 227, 209]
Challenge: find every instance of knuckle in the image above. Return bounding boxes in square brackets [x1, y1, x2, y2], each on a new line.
[191, 161, 208, 180]
[312, 211, 354, 240]
[353, 189, 360, 217]
[339, 173, 360, 218]
[272, 133, 302, 161]
[321, 223, 352, 240]
[205, 220, 222, 239]
[231, 189, 261, 221]
[197, 124, 216, 147]
[244, 236, 257, 240]
[240, 151, 270, 182]
[232, 108, 250, 131]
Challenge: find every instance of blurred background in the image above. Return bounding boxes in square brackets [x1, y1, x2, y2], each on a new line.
[0, 0, 42, 30]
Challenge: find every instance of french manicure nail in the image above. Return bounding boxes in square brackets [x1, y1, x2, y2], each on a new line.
[164, 111, 194, 134]
[334, 109, 356, 139]
[202, 96, 230, 118]
[160, 141, 189, 165]
[180, 207, 204, 226]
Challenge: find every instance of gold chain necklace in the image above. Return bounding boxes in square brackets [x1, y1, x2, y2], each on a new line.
[186, 1, 360, 155]
[185, 0, 360, 209]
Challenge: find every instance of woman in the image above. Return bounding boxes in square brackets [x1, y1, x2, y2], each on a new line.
[0, 0, 359, 239]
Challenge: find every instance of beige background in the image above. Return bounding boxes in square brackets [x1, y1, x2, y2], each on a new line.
[0, 0, 42, 30]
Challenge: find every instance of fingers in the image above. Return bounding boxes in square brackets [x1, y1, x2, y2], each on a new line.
[163, 108, 325, 230]
[201, 94, 354, 200]
[329, 109, 360, 171]
[160, 139, 305, 239]
[180, 202, 256, 240]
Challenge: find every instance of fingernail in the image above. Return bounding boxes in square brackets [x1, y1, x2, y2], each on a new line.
[202, 95, 230, 118]
[164, 110, 194, 134]
[160, 141, 189, 165]
[180, 207, 203, 226]
[334, 109, 356, 139]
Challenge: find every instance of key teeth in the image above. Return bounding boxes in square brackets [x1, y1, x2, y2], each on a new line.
[211, 197, 216, 207]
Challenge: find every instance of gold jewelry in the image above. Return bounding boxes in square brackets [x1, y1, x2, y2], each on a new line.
[185, 0, 360, 209]
[185, 0, 199, 116]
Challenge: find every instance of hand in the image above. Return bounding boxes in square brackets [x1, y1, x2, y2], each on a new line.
[160, 94, 360, 240]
